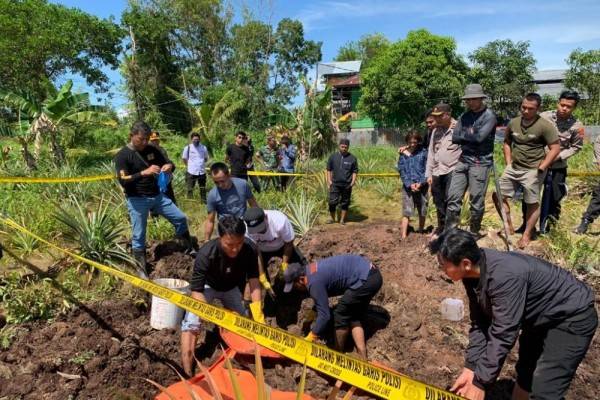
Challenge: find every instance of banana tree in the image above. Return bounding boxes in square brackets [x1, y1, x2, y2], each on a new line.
[0, 110, 36, 170]
[0, 80, 116, 167]
[168, 87, 247, 155]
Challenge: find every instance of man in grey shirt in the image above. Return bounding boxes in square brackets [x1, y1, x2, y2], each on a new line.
[426, 103, 461, 236]
[430, 229, 596, 400]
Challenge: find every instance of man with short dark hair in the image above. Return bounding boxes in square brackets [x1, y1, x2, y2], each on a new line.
[226, 131, 252, 180]
[423, 108, 436, 149]
[114, 121, 195, 276]
[182, 132, 209, 203]
[327, 138, 358, 225]
[283, 254, 383, 359]
[426, 103, 461, 236]
[430, 228, 597, 400]
[278, 136, 297, 191]
[203, 162, 258, 241]
[180, 216, 264, 376]
[575, 134, 600, 234]
[496, 93, 560, 248]
[537, 90, 585, 233]
[257, 136, 280, 190]
[446, 84, 497, 236]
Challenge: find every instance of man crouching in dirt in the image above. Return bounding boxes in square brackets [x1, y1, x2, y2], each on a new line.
[429, 228, 597, 400]
[282, 255, 382, 359]
[180, 216, 265, 376]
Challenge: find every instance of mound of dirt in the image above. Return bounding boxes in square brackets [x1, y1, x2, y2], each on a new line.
[1, 222, 598, 399]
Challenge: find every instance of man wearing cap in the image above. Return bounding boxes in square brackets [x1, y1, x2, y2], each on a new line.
[327, 139, 359, 225]
[149, 130, 177, 205]
[115, 121, 195, 277]
[283, 255, 382, 359]
[180, 215, 264, 377]
[204, 162, 259, 241]
[495, 93, 560, 249]
[182, 132, 209, 203]
[426, 104, 461, 236]
[446, 84, 497, 236]
[243, 207, 305, 273]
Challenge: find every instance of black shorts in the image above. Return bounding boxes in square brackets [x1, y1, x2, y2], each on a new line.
[515, 306, 597, 398]
[333, 268, 383, 329]
[329, 184, 352, 211]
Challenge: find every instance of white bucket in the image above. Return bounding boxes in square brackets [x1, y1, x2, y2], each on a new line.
[150, 278, 190, 330]
[440, 298, 464, 321]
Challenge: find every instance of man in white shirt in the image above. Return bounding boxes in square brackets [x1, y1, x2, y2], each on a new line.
[182, 132, 209, 203]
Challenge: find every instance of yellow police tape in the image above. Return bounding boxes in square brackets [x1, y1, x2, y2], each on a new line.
[0, 215, 463, 400]
[1, 170, 599, 184]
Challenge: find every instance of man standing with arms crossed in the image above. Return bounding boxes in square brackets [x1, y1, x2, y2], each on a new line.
[327, 138, 358, 225]
[182, 132, 209, 203]
[446, 84, 497, 236]
[495, 93, 560, 248]
[426, 104, 461, 237]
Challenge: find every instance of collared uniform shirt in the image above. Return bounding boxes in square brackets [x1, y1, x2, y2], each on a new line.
[540, 110, 584, 169]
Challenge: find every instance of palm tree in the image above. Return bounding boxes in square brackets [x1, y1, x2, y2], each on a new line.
[0, 80, 116, 168]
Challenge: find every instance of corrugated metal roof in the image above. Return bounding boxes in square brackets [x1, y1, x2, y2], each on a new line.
[536, 82, 567, 97]
[319, 61, 362, 76]
[533, 69, 566, 82]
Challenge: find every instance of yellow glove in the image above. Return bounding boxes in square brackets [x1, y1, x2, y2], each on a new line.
[305, 332, 318, 342]
[249, 301, 265, 324]
[258, 273, 272, 291]
[280, 261, 288, 272]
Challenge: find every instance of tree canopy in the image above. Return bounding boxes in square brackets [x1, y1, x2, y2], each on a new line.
[468, 39, 536, 118]
[334, 33, 390, 68]
[565, 48, 600, 124]
[358, 29, 468, 127]
[0, 0, 123, 97]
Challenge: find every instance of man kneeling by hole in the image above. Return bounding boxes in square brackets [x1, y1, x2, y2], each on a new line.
[283, 255, 382, 359]
[430, 228, 597, 400]
[180, 216, 265, 376]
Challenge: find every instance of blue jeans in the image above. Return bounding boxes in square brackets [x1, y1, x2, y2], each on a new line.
[126, 193, 188, 250]
[181, 286, 246, 332]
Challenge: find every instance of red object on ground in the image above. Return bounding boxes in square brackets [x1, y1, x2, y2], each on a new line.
[155, 347, 315, 400]
[219, 328, 284, 359]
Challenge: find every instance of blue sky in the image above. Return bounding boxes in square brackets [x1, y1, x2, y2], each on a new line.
[52, 0, 600, 109]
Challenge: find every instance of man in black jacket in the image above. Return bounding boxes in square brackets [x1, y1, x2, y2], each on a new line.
[326, 138, 358, 224]
[430, 228, 597, 400]
[114, 121, 195, 276]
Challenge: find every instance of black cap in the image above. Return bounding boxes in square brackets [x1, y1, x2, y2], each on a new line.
[283, 263, 306, 292]
[430, 103, 452, 116]
[243, 207, 267, 234]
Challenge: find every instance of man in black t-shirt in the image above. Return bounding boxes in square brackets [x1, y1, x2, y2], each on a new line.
[180, 216, 265, 376]
[326, 138, 358, 224]
[225, 131, 252, 180]
[114, 121, 194, 277]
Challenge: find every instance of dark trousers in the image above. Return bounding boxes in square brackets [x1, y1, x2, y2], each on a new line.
[582, 181, 600, 223]
[185, 172, 206, 203]
[431, 173, 452, 231]
[539, 168, 567, 232]
[334, 268, 383, 329]
[516, 306, 597, 399]
[329, 184, 352, 212]
[246, 167, 262, 193]
[280, 175, 294, 191]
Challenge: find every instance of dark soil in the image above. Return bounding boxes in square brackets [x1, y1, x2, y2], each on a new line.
[1, 222, 598, 399]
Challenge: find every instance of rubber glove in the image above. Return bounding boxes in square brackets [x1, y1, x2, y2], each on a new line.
[280, 261, 288, 272]
[249, 301, 266, 324]
[305, 332, 318, 342]
[258, 273, 275, 298]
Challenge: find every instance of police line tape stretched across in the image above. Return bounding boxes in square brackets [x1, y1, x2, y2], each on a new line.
[0, 215, 464, 400]
[1, 169, 599, 184]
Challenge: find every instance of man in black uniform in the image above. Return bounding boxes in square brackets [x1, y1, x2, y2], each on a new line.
[114, 121, 195, 276]
[180, 216, 264, 376]
[326, 138, 358, 225]
[226, 131, 252, 181]
[430, 228, 597, 400]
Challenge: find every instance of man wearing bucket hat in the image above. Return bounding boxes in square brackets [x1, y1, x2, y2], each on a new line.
[445, 84, 497, 237]
[115, 121, 195, 277]
[180, 215, 264, 377]
[283, 254, 382, 359]
[429, 228, 597, 400]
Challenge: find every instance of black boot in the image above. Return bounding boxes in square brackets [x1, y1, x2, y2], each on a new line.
[132, 249, 149, 279]
[574, 219, 590, 235]
[469, 215, 485, 239]
[445, 212, 460, 231]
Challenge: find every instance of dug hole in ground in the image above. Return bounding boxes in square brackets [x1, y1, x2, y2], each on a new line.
[0, 221, 598, 399]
